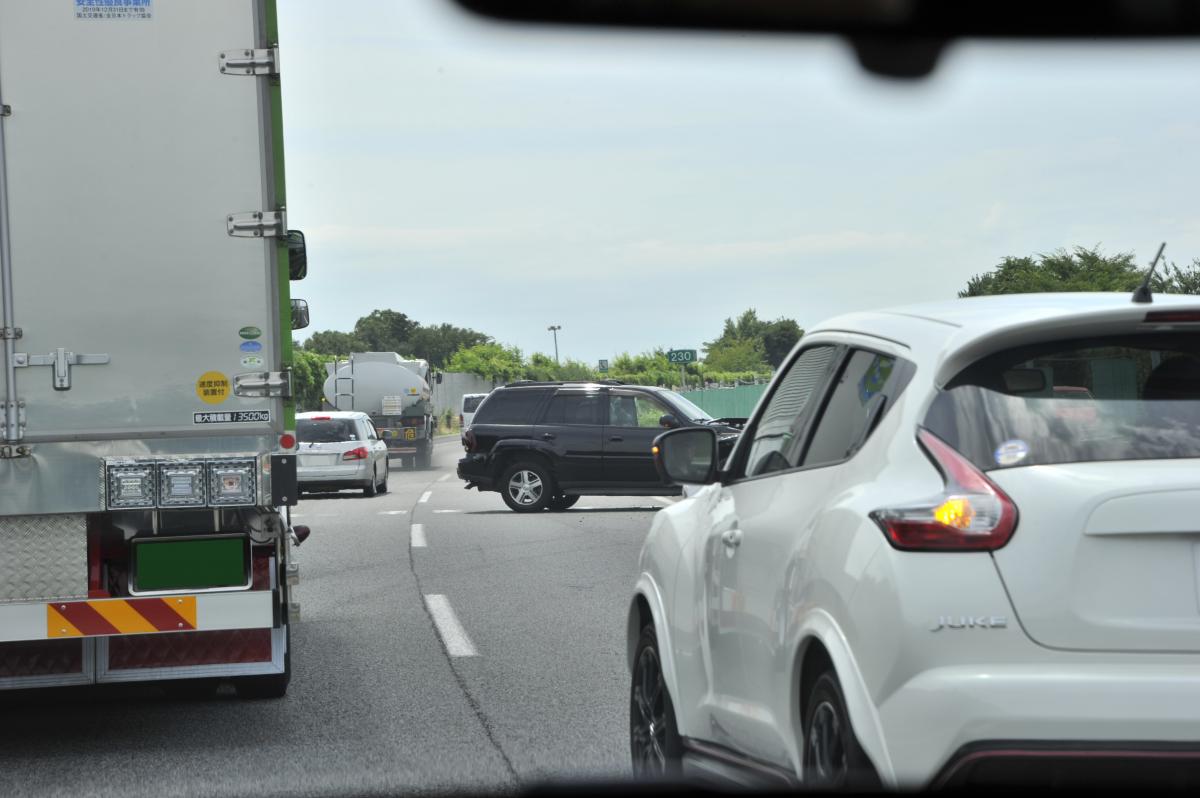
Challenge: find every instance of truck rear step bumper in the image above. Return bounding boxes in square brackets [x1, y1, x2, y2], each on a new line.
[0, 590, 275, 643]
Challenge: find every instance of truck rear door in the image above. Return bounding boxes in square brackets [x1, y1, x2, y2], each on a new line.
[0, 0, 285, 442]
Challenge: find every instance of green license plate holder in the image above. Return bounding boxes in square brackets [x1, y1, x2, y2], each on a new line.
[131, 534, 251, 594]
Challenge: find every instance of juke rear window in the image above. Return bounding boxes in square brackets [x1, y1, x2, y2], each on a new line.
[472, 388, 551, 424]
[925, 333, 1200, 470]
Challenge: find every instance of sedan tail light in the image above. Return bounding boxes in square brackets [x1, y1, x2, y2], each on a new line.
[870, 428, 1017, 551]
[342, 447, 369, 461]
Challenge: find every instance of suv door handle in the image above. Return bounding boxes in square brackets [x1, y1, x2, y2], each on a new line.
[609, 435, 624, 442]
[542, 432, 556, 440]
[721, 527, 742, 548]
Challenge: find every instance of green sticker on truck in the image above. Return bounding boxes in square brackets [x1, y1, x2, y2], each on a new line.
[239, 326, 262, 340]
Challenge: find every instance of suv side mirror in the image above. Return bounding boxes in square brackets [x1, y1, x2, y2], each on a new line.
[659, 413, 679, 429]
[653, 427, 718, 486]
[286, 230, 307, 280]
[291, 298, 310, 330]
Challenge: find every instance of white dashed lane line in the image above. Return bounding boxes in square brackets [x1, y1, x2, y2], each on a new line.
[378, 510, 408, 516]
[419, 491, 432, 503]
[438, 473, 452, 483]
[411, 523, 427, 548]
[424, 594, 478, 657]
[432, 509, 461, 514]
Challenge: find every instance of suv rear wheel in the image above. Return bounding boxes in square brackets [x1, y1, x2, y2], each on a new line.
[802, 670, 880, 788]
[500, 461, 554, 512]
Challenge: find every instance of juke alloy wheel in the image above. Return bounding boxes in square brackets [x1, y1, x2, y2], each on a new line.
[630, 624, 682, 776]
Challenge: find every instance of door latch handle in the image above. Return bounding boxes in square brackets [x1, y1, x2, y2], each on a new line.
[609, 436, 624, 442]
[542, 432, 556, 440]
[721, 527, 742, 548]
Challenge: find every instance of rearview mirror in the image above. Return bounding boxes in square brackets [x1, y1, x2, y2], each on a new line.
[653, 427, 718, 486]
[1003, 368, 1047, 394]
[286, 230, 307, 281]
[291, 298, 310, 331]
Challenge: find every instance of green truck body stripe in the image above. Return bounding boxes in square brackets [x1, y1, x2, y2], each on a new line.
[266, 0, 295, 429]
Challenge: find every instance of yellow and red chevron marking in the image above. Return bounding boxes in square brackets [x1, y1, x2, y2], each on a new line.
[47, 596, 197, 638]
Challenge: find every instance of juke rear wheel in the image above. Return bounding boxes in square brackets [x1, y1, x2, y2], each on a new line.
[802, 670, 880, 789]
[630, 624, 682, 777]
[500, 461, 553, 512]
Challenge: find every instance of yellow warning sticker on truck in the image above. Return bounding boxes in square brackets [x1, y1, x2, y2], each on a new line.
[196, 371, 231, 405]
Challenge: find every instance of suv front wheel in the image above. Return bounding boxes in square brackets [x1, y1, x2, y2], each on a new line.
[500, 461, 554, 512]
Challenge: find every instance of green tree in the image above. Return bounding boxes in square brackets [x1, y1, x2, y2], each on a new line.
[292, 348, 335, 411]
[703, 336, 769, 373]
[446, 342, 525, 383]
[302, 330, 366, 356]
[405, 323, 491, 368]
[353, 309, 419, 352]
[961, 247, 1200, 297]
[761, 318, 803, 368]
[703, 308, 801, 371]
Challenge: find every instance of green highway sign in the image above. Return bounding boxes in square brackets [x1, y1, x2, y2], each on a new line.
[598, 359, 609, 372]
[667, 349, 697, 364]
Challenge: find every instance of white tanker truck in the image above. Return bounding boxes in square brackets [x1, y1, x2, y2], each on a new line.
[323, 353, 437, 469]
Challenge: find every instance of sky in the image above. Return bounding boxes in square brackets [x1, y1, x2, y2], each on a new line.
[278, 1, 1200, 366]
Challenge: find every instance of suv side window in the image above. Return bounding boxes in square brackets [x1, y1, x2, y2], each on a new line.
[608, 391, 672, 428]
[541, 391, 605, 425]
[473, 388, 551, 424]
[802, 350, 900, 468]
[742, 345, 837, 477]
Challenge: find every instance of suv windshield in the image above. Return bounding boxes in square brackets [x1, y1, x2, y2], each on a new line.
[463, 395, 486, 413]
[658, 390, 713, 422]
[297, 418, 360, 443]
[925, 334, 1200, 470]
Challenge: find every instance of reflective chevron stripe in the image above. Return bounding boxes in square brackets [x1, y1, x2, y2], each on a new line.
[48, 597, 197, 638]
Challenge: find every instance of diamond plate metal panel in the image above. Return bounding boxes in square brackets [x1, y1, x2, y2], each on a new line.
[107, 629, 272, 670]
[0, 514, 87, 602]
[0, 639, 84, 677]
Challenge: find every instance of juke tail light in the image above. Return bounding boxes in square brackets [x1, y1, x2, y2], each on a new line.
[342, 446, 369, 461]
[870, 428, 1017, 551]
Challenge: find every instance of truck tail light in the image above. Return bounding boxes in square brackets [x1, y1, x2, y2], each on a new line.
[463, 429, 476, 453]
[870, 428, 1017, 551]
[342, 447, 368, 461]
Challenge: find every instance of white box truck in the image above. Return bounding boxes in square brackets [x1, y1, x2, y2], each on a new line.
[0, 0, 307, 696]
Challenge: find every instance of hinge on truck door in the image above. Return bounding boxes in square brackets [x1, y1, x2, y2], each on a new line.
[0, 327, 20, 340]
[226, 210, 286, 238]
[218, 47, 279, 76]
[233, 370, 292, 399]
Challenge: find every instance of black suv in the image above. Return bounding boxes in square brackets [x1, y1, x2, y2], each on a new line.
[457, 380, 743, 512]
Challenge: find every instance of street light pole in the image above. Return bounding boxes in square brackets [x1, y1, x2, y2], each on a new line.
[547, 325, 561, 364]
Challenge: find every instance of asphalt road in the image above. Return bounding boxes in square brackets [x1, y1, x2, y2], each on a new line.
[0, 437, 675, 798]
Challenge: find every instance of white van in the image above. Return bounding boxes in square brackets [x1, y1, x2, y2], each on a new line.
[460, 393, 490, 429]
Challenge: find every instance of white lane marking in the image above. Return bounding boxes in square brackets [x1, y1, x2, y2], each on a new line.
[419, 490, 432, 503]
[411, 523, 427, 548]
[432, 509, 461, 514]
[379, 510, 408, 516]
[653, 496, 680, 505]
[438, 473, 452, 483]
[424, 594, 478, 657]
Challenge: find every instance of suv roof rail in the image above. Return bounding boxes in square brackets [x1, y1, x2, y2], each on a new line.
[501, 378, 627, 388]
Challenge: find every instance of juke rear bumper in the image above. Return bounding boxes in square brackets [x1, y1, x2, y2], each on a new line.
[877, 662, 1200, 788]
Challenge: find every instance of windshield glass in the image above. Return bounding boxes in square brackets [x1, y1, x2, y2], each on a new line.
[658, 390, 713, 422]
[925, 335, 1200, 470]
[462, 395, 486, 413]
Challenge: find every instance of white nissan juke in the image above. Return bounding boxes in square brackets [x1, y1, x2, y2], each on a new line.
[628, 292, 1200, 790]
